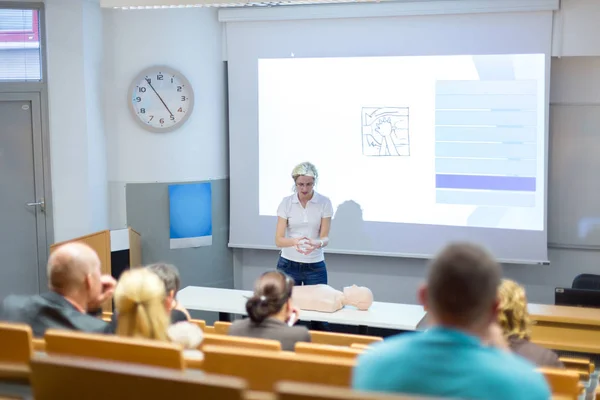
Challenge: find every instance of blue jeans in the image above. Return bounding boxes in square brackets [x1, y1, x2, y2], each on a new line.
[276, 256, 328, 286]
[276, 256, 330, 331]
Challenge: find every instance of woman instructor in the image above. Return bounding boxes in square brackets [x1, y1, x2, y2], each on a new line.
[275, 161, 333, 292]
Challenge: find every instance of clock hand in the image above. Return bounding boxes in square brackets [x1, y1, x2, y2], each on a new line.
[145, 77, 174, 118]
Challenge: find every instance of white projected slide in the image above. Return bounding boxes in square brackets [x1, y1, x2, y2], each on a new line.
[259, 54, 546, 231]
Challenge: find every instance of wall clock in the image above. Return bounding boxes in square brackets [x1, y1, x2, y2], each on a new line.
[129, 66, 194, 133]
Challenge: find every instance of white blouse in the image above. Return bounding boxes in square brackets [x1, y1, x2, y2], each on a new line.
[277, 191, 333, 263]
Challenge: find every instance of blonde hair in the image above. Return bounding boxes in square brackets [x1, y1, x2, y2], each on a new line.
[497, 279, 531, 339]
[114, 268, 170, 341]
[292, 162, 318, 182]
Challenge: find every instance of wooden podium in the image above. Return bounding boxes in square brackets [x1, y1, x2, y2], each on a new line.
[49, 228, 142, 311]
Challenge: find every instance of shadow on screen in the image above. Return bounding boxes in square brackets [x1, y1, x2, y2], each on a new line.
[330, 200, 371, 251]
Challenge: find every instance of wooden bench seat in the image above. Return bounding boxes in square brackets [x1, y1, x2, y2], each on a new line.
[294, 342, 362, 359]
[30, 353, 247, 400]
[44, 329, 185, 369]
[309, 331, 383, 347]
[202, 344, 355, 391]
[201, 333, 281, 352]
[207, 321, 384, 347]
[275, 381, 432, 399]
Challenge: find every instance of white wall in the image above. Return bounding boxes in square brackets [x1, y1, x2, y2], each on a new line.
[45, 0, 108, 242]
[552, 0, 600, 57]
[102, 8, 227, 229]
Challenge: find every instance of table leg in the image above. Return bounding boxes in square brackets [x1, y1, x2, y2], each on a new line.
[358, 325, 369, 335]
[219, 312, 231, 322]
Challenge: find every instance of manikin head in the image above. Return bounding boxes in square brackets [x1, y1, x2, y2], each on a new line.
[343, 285, 374, 310]
[418, 242, 501, 337]
[292, 162, 318, 201]
[47, 242, 103, 312]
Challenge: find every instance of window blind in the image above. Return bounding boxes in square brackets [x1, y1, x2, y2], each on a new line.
[0, 8, 42, 81]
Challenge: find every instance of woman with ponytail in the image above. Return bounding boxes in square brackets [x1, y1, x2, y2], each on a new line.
[229, 270, 310, 350]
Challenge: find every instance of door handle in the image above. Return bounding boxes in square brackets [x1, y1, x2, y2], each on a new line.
[26, 198, 45, 212]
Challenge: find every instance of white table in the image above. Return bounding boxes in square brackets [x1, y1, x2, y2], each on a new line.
[178, 286, 427, 333]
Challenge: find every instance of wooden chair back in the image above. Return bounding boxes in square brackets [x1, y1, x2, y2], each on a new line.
[539, 367, 581, 400]
[560, 357, 595, 374]
[204, 325, 216, 334]
[295, 342, 362, 359]
[214, 321, 232, 334]
[201, 333, 281, 351]
[350, 343, 371, 350]
[30, 354, 246, 400]
[0, 322, 33, 381]
[275, 381, 432, 399]
[32, 338, 45, 352]
[44, 329, 184, 369]
[190, 319, 206, 331]
[202, 344, 355, 391]
[309, 330, 383, 346]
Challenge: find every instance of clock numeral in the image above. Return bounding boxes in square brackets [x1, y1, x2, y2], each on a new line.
[140, 108, 146, 114]
[159, 118, 165, 124]
[139, 87, 146, 93]
[177, 107, 183, 113]
[177, 86, 182, 92]
[149, 116, 154, 121]
[157, 74, 164, 81]
[170, 115, 175, 121]
[171, 77, 174, 83]
[181, 96, 187, 101]
[135, 97, 141, 102]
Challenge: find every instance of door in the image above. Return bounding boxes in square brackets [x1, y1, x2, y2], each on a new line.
[0, 93, 48, 301]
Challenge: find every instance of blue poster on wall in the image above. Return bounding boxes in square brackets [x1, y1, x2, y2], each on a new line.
[168, 182, 212, 249]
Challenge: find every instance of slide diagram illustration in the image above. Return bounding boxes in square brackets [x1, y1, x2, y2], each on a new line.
[362, 107, 410, 156]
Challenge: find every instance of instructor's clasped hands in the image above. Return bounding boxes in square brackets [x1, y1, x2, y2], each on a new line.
[293, 236, 321, 255]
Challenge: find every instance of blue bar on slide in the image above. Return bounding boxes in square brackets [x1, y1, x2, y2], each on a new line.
[435, 158, 536, 177]
[436, 80, 538, 95]
[436, 126, 537, 143]
[436, 174, 536, 191]
[436, 189, 536, 207]
[436, 94, 537, 110]
[436, 110, 537, 126]
[435, 142, 537, 159]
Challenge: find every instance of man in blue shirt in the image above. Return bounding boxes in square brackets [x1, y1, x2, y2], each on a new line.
[352, 243, 551, 400]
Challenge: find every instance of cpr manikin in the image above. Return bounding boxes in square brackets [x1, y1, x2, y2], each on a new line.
[292, 284, 374, 312]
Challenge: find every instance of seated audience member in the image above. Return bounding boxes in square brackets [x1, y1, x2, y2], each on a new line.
[146, 263, 191, 320]
[114, 268, 201, 349]
[498, 279, 564, 368]
[0, 242, 115, 337]
[229, 270, 309, 351]
[352, 242, 551, 400]
[108, 263, 189, 332]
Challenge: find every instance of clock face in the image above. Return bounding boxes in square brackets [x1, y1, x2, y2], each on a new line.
[129, 66, 194, 132]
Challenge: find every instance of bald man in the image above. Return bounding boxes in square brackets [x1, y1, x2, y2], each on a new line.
[0, 242, 116, 337]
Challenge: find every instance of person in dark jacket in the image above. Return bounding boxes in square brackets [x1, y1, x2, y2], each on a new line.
[229, 270, 309, 351]
[498, 279, 564, 368]
[0, 242, 116, 337]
